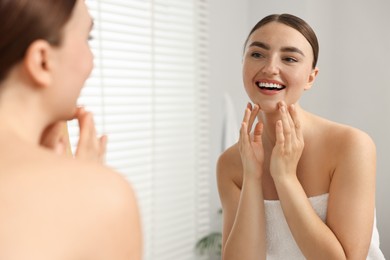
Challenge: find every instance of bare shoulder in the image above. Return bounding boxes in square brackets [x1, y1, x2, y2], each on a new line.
[50, 157, 138, 208]
[0, 148, 142, 259]
[307, 114, 375, 161]
[47, 157, 142, 259]
[323, 120, 376, 161]
[81, 163, 136, 202]
[310, 116, 377, 186]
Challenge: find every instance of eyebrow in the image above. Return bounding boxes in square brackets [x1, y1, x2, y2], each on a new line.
[249, 41, 305, 56]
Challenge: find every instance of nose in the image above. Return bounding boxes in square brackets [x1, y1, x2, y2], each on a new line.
[261, 57, 279, 75]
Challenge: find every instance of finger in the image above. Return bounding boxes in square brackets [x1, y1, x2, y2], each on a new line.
[99, 135, 108, 162]
[72, 106, 85, 120]
[242, 107, 251, 126]
[247, 104, 260, 134]
[285, 105, 295, 129]
[238, 121, 245, 152]
[275, 120, 284, 149]
[78, 112, 97, 147]
[75, 111, 99, 159]
[279, 103, 291, 150]
[242, 103, 252, 123]
[75, 107, 97, 139]
[285, 105, 298, 142]
[279, 102, 292, 127]
[289, 104, 303, 141]
[253, 122, 263, 143]
[240, 122, 249, 144]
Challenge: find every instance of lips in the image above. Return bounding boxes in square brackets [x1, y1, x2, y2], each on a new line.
[256, 81, 286, 91]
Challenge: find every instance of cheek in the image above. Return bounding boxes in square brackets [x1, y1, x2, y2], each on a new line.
[242, 62, 255, 85]
[288, 68, 310, 86]
[78, 46, 93, 78]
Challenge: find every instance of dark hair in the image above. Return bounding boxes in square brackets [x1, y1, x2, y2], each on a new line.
[244, 13, 319, 68]
[0, 0, 77, 82]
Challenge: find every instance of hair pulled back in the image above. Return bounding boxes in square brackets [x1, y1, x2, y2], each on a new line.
[0, 0, 77, 82]
[245, 13, 319, 68]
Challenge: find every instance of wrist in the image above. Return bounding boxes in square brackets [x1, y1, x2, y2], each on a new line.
[272, 173, 299, 188]
[243, 169, 263, 182]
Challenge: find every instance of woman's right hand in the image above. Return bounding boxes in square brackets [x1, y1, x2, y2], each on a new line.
[238, 103, 264, 179]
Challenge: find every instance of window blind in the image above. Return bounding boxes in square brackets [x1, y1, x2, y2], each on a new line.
[68, 0, 210, 259]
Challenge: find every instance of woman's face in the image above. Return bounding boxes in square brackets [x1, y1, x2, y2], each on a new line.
[242, 22, 318, 113]
[50, 0, 94, 119]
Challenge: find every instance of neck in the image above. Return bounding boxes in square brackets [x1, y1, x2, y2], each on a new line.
[0, 83, 49, 145]
[259, 103, 308, 150]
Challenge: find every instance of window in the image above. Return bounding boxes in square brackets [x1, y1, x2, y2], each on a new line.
[68, 0, 210, 259]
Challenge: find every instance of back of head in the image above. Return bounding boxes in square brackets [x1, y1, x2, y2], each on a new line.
[0, 0, 77, 82]
[245, 13, 319, 68]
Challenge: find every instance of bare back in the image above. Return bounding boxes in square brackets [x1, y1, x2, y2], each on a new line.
[0, 136, 142, 260]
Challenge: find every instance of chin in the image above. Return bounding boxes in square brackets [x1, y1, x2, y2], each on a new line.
[252, 99, 280, 113]
[61, 106, 78, 121]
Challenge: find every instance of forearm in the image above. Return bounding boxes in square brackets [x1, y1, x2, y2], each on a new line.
[223, 176, 266, 260]
[274, 176, 346, 260]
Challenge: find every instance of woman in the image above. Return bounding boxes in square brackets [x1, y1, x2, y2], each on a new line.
[0, 0, 142, 259]
[217, 14, 385, 259]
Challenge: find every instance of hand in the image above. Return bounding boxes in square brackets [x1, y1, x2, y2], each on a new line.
[40, 121, 71, 156]
[270, 102, 304, 181]
[73, 107, 107, 164]
[238, 103, 264, 179]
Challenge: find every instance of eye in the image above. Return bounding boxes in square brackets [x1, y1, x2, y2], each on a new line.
[283, 57, 298, 63]
[88, 35, 94, 41]
[250, 52, 263, 59]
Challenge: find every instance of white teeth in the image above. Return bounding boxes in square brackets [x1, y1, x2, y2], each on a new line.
[257, 82, 285, 89]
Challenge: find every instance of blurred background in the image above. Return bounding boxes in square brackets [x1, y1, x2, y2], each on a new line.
[70, 0, 390, 259]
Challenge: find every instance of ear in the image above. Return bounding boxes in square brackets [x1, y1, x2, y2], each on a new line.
[23, 40, 54, 88]
[304, 67, 319, 90]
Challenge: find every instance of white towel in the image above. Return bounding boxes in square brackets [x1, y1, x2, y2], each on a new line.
[265, 194, 386, 259]
[367, 212, 386, 260]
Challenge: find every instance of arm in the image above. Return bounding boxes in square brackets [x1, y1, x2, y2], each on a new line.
[271, 103, 375, 259]
[326, 129, 376, 258]
[217, 104, 266, 260]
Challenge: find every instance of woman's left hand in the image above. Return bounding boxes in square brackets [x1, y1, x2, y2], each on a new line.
[73, 107, 107, 163]
[270, 102, 304, 181]
[40, 107, 107, 164]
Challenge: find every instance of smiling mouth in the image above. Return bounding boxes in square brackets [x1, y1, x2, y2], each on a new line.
[256, 82, 286, 91]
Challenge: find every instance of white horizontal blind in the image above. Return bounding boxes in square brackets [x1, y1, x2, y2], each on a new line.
[68, 1, 210, 259]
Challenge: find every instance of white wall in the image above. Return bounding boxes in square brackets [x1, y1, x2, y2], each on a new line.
[303, 1, 390, 256]
[209, 0, 390, 257]
[208, 0, 250, 237]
